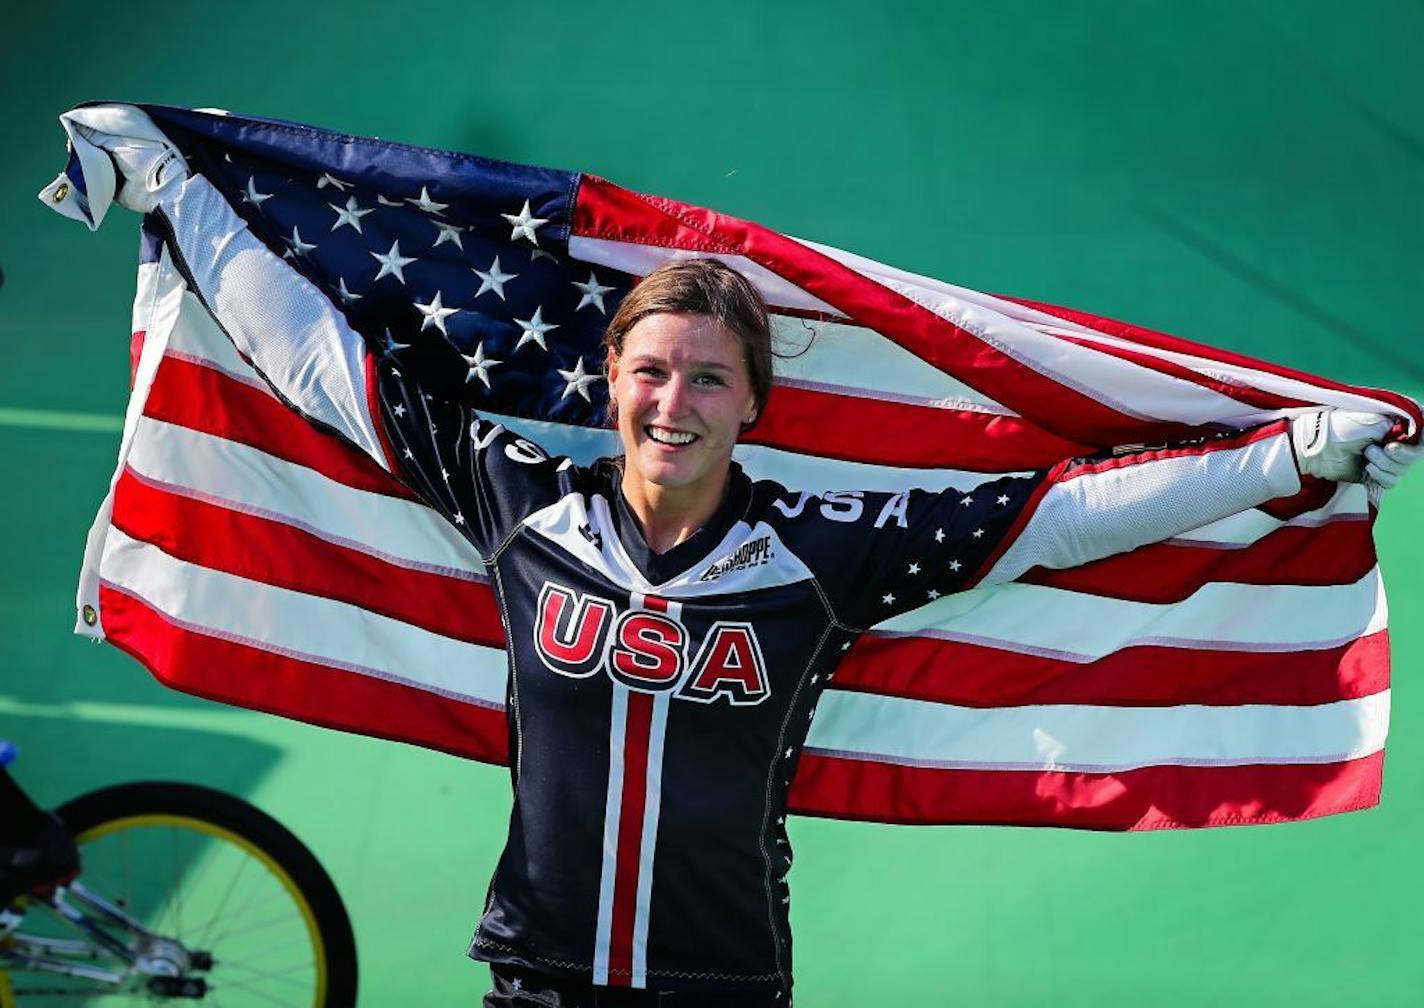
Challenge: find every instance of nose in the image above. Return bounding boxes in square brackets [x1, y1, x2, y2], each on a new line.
[658, 374, 693, 420]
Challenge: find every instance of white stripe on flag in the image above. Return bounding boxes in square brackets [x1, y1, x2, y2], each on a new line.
[126, 415, 482, 577]
[97, 527, 505, 707]
[807, 690, 1390, 772]
[878, 567, 1386, 655]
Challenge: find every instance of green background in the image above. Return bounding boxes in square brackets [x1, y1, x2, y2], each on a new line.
[2, 2, 1422, 1004]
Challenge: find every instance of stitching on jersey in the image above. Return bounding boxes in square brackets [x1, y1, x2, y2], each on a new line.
[806, 572, 862, 636]
[472, 936, 782, 981]
[490, 559, 524, 783]
[757, 620, 834, 991]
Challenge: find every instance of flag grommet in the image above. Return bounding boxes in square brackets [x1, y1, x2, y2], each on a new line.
[81, 604, 97, 626]
[51, 183, 69, 203]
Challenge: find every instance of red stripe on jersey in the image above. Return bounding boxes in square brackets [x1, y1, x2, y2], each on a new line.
[835, 629, 1389, 709]
[788, 749, 1384, 830]
[573, 175, 1189, 447]
[1057, 420, 1289, 482]
[745, 381, 1090, 470]
[110, 467, 504, 647]
[145, 353, 417, 500]
[608, 690, 654, 986]
[98, 583, 509, 764]
[963, 457, 1068, 588]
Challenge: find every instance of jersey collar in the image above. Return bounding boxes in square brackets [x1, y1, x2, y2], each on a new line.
[602, 459, 754, 588]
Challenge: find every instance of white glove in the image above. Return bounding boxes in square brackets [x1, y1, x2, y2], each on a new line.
[1290, 409, 1395, 483]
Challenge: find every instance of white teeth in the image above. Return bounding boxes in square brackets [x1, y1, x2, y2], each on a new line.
[646, 426, 697, 445]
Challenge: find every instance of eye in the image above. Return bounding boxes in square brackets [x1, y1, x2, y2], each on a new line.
[635, 365, 665, 379]
[694, 373, 727, 387]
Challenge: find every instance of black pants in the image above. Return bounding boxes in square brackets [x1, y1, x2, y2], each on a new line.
[483, 964, 790, 1007]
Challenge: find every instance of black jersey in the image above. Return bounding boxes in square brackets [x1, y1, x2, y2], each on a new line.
[372, 353, 1043, 992]
[365, 342, 1300, 993]
[148, 173, 1302, 993]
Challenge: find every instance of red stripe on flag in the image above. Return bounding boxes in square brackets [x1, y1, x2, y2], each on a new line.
[110, 468, 505, 647]
[1000, 294, 1424, 437]
[607, 690, 654, 987]
[747, 382, 1090, 470]
[145, 353, 418, 500]
[575, 175, 1218, 447]
[1021, 519, 1376, 605]
[130, 330, 145, 388]
[98, 583, 510, 765]
[1050, 331, 1309, 413]
[833, 629, 1389, 709]
[788, 749, 1384, 830]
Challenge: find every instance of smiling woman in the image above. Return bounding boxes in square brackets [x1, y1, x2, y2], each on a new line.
[43, 107, 1421, 1008]
[601, 260, 774, 554]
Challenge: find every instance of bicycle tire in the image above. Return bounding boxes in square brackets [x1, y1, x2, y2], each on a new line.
[16, 781, 359, 1007]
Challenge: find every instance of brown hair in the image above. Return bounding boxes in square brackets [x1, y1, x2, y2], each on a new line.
[603, 258, 774, 431]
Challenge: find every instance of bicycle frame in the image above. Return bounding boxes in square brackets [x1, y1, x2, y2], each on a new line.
[0, 882, 209, 995]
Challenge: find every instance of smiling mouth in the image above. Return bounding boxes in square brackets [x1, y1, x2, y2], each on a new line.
[645, 425, 699, 446]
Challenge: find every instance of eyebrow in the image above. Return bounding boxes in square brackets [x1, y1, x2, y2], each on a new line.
[629, 355, 734, 372]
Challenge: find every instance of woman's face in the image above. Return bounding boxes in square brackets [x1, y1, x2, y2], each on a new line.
[608, 311, 758, 503]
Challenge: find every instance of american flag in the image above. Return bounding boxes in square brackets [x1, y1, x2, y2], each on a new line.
[43, 102, 1420, 830]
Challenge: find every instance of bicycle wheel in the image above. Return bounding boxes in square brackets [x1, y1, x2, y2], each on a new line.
[3, 781, 356, 1006]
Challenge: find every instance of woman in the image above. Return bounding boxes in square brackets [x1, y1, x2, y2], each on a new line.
[373, 259, 1410, 1007]
[128, 161, 1417, 1005]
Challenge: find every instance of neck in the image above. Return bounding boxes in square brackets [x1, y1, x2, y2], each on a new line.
[619, 466, 731, 555]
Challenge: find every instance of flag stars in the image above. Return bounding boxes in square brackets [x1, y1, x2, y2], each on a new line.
[415, 291, 459, 335]
[379, 328, 410, 357]
[557, 356, 601, 402]
[336, 277, 362, 305]
[927, 589, 942, 600]
[949, 560, 962, 572]
[316, 172, 350, 191]
[464, 343, 501, 388]
[882, 592, 895, 605]
[371, 240, 417, 284]
[440, 468, 450, 481]
[328, 196, 374, 233]
[453, 512, 465, 525]
[972, 528, 985, 539]
[785, 748, 793, 759]
[934, 528, 945, 543]
[997, 494, 1010, 506]
[282, 226, 317, 258]
[393, 403, 406, 417]
[402, 447, 414, 460]
[907, 562, 920, 575]
[473, 256, 518, 300]
[841, 641, 852, 651]
[502, 199, 548, 245]
[407, 185, 448, 216]
[432, 222, 466, 250]
[960, 495, 974, 507]
[241, 177, 273, 210]
[514, 306, 558, 352]
[573, 271, 614, 313]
